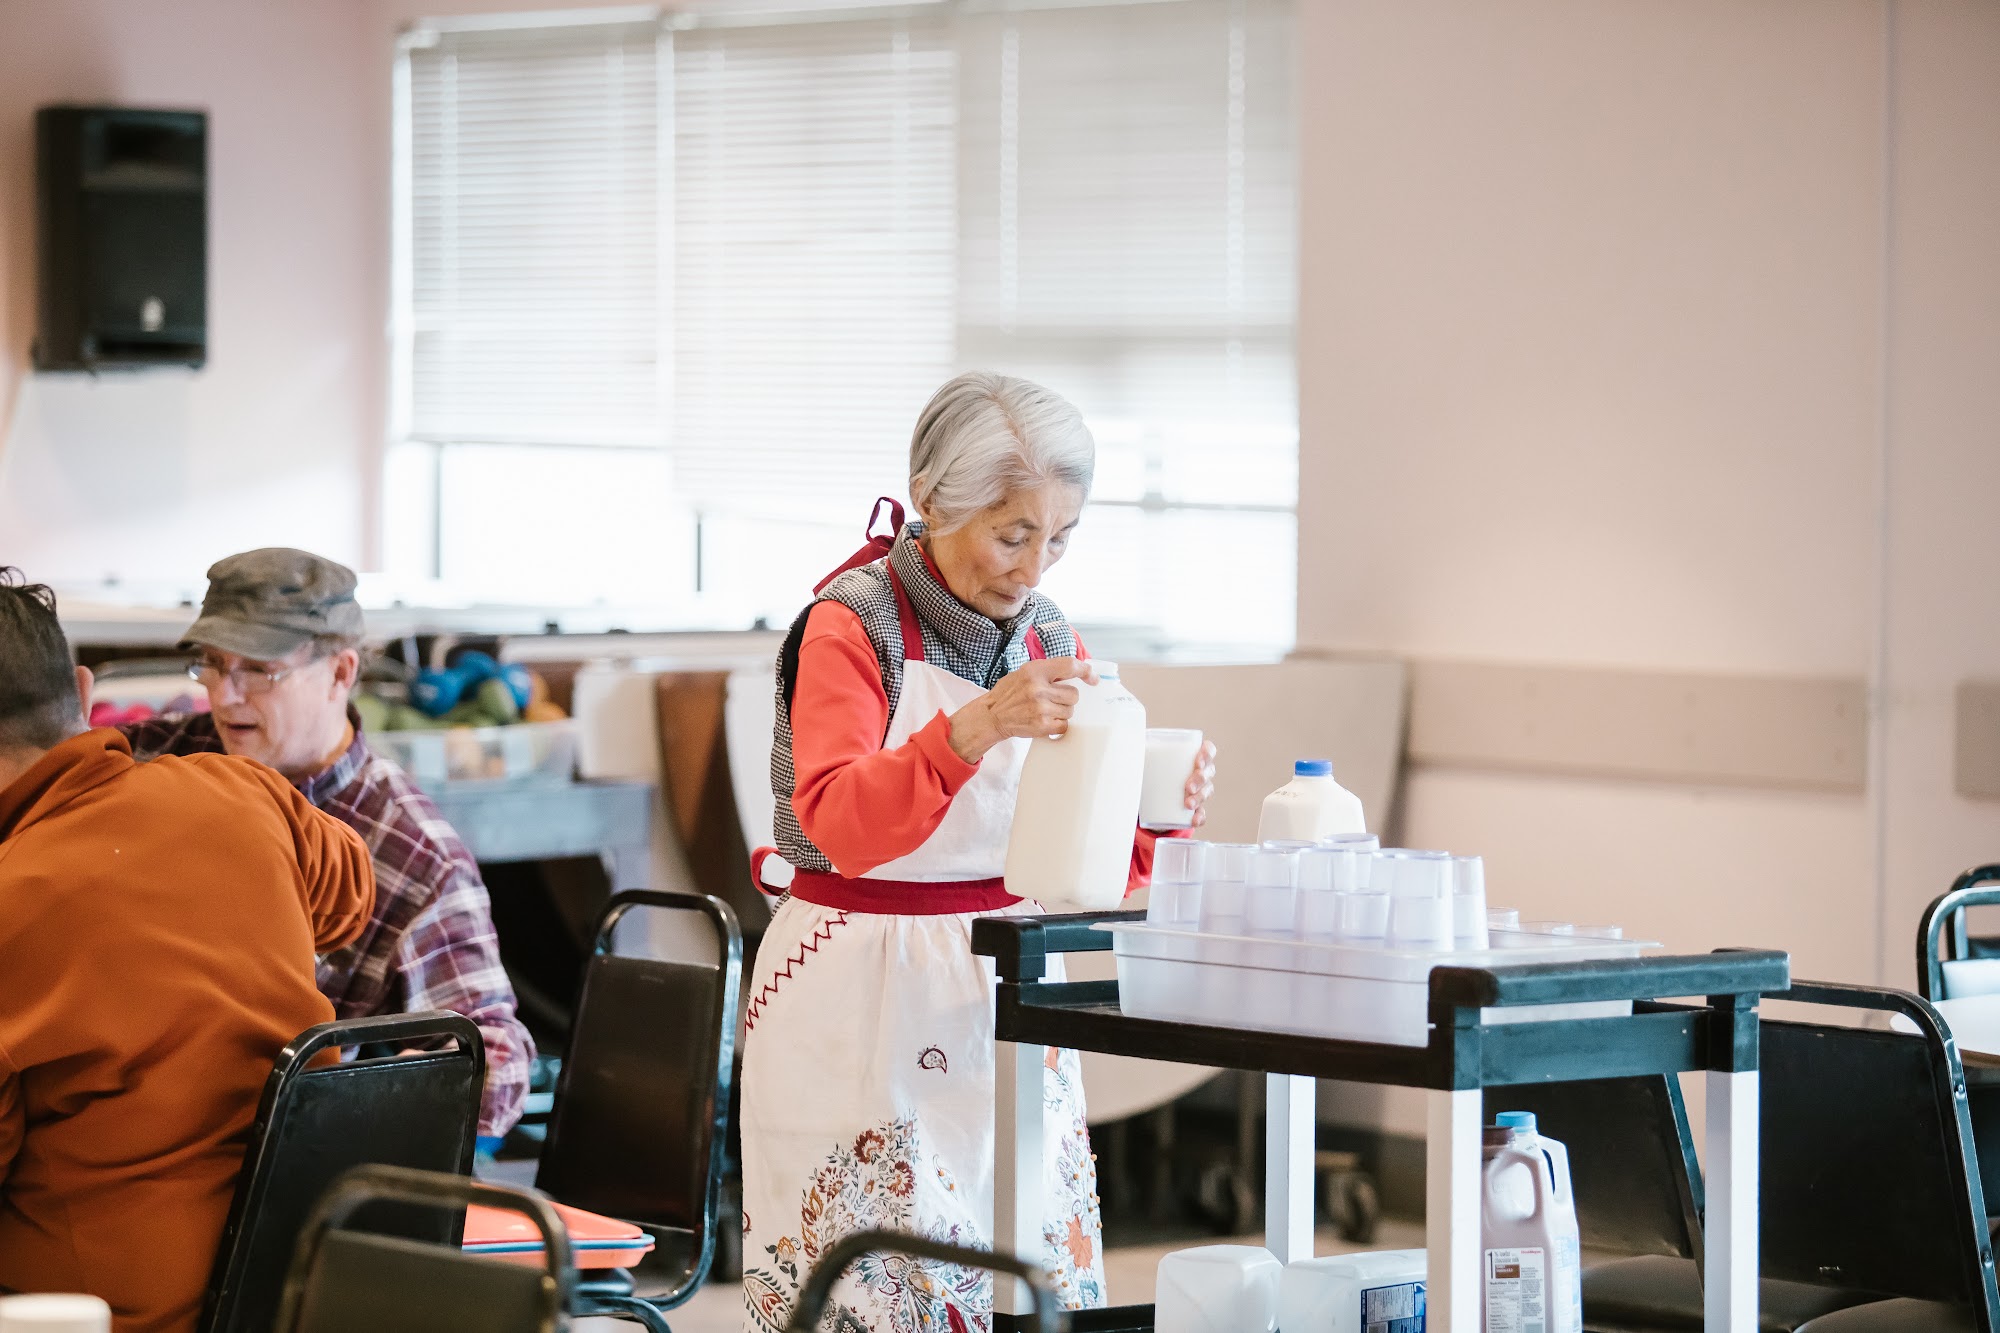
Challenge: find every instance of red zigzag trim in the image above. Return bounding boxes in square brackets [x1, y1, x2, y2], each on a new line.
[745, 911, 850, 1032]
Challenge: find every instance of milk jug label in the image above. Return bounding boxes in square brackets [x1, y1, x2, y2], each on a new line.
[1362, 1280, 1425, 1333]
[1556, 1236, 1582, 1333]
[1484, 1248, 1546, 1333]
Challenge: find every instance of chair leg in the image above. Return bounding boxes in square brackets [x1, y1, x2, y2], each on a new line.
[582, 1293, 673, 1333]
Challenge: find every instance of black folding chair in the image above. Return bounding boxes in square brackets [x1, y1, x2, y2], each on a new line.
[274, 1164, 573, 1333]
[1486, 1075, 1877, 1332]
[784, 1229, 1063, 1333]
[533, 890, 743, 1331]
[1535, 982, 1998, 1333]
[199, 1012, 485, 1333]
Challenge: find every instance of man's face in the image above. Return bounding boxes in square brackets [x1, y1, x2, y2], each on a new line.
[195, 644, 358, 779]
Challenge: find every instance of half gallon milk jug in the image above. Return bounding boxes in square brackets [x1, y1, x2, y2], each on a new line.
[1257, 760, 1366, 843]
[1496, 1113, 1582, 1333]
[1005, 662, 1147, 910]
[1277, 1250, 1426, 1333]
[1481, 1114, 1581, 1333]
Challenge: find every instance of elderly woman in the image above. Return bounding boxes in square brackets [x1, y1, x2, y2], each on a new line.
[741, 373, 1216, 1333]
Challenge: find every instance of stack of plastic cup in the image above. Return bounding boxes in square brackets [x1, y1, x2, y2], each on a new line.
[1199, 843, 1256, 933]
[1384, 849, 1454, 950]
[1488, 907, 1521, 931]
[1450, 854, 1488, 948]
[1147, 839, 1208, 929]
[1245, 848, 1299, 935]
[1294, 847, 1341, 937]
[1336, 850, 1391, 943]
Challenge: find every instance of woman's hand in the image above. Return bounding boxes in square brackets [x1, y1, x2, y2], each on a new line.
[948, 657, 1099, 764]
[1182, 740, 1218, 829]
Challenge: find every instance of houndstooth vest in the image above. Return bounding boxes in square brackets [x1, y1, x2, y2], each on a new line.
[770, 522, 1079, 876]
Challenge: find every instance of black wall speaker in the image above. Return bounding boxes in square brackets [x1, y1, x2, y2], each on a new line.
[35, 105, 208, 371]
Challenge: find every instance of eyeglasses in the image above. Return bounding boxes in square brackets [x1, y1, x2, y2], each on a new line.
[185, 656, 299, 696]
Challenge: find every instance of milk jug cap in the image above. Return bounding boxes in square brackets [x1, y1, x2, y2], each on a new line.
[1495, 1111, 1537, 1134]
[1090, 660, 1119, 680]
[1293, 759, 1333, 777]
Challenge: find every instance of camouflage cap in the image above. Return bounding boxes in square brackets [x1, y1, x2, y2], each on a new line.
[179, 547, 365, 661]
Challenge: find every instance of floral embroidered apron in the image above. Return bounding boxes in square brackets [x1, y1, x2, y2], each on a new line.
[741, 559, 1106, 1333]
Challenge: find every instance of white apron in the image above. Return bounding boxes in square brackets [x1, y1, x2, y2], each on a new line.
[741, 564, 1106, 1333]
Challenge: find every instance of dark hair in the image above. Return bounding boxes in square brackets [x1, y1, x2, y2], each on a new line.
[0, 568, 83, 751]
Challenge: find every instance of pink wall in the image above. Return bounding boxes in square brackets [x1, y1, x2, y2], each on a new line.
[0, 0, 383, 598]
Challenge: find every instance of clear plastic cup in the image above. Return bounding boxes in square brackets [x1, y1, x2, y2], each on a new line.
[1147, 838, 1208, 928]
[1318, 832, 1380, 851]
[1337, 889, 1390, 941]
[1571, 924, 1625, 940]
[1245, 848, 1299, 934]
[1521, 920, 1576, 936]
[1488, 907, 1521, 931]
[1380, 851, 1452, 948]
[1154, 838, 1208, 886]
[1262, 839, 1318, 852]
[1140, 728, 1204, 829]
[1451, 854, 1488, 946]
[1200, 842, 1256, 929]
[1294, 847, 1341, 936]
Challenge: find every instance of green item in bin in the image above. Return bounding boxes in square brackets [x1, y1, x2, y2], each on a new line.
[475, 676, 521, 724]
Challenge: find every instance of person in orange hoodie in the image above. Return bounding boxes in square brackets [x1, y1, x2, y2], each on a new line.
[0, 569, 374, 1333]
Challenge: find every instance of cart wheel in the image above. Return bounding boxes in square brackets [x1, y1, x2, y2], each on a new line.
[1193, 1161, 1260, 1236]
[1327, 1172, 1380, 1244]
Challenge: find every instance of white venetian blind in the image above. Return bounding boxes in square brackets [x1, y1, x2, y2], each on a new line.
[956, 0, 1297, 504]
[403, 19, 664, 449]
[669, 15, 958, 517]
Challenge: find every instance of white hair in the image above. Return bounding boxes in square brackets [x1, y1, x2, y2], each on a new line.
[908, 373, 1095, 533]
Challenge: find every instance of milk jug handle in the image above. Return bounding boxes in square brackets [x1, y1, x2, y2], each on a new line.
[1486, 1144, 1551, 1223]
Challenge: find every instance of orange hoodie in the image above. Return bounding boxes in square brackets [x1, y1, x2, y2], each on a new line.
[0, 729, 373, 1333]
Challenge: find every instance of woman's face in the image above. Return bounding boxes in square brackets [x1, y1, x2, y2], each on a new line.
[923, 482, 1085, 620]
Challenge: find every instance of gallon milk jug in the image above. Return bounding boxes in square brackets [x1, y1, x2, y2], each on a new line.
[1494, 1113, 1582, 1333]
[1156, 1245, 1284, 1333]
[1005, 662, 1147, 910]
[1481, 1114, 1581, 1333]
[1277, 1250, 1426, 1333]
[1258, 760, 1366, 843]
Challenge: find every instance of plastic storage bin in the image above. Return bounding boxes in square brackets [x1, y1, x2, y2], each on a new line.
[1100, 920, 1655, 1047]
[371, 718, 578, 790]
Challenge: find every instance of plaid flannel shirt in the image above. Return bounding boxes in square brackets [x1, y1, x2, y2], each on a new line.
[122, 711, 534, 1137]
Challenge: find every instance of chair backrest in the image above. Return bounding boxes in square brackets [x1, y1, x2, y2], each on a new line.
[1756, 981, 1997, 1315]
[1483, 1074, 1703, 1265]
[1918, 866, 2000, 999]
[277, 1165, 572, 1333]
[201, 1013, 484, 1333]
[535, 891, 741, 1252]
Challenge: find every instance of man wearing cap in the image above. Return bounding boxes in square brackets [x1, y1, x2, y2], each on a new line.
[123, 547, 534, 1143]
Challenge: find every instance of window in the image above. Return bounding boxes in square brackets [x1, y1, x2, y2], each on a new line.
[392, 0, 1296, 650]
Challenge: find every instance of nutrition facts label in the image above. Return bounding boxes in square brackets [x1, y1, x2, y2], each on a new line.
[1484, 1248, 1548, 1333]
[1362, 1280, 1426, 1333]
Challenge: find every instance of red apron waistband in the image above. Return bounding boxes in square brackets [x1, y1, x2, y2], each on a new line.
[787, 868, 1022, 916]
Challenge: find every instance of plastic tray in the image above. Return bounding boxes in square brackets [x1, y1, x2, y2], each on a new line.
[1099, 920, 1657, 1047]
[370, 718, 577, 790]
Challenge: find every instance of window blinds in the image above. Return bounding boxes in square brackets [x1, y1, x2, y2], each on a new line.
[956, 0, 1297, 506]
[397, 1, 1298, 642]
[670, 15, 958, 517]
[403, 19, 665, 449]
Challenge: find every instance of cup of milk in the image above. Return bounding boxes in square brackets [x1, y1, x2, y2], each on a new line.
[1140, 728, 1205, 829]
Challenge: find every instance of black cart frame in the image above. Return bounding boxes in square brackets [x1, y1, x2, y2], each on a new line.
[971, 912, 1789, 1333]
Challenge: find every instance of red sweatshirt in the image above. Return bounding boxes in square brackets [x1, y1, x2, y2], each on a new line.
[788, 600, 1164, 885]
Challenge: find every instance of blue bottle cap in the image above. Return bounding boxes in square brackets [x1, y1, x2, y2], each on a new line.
[1495, 1111, 1537, 1133]
[1294, 759, 1333, 777]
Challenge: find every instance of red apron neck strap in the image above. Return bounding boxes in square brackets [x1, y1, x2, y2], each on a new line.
[885, 561, 925, 662]
[812, 497, 907, 595]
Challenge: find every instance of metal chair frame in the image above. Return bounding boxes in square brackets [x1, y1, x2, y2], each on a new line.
[1918, 866, 2000, 1000]
[538, 890, 743, 1333]
[273, 1164, 575, 1333]
[784, 1230, 1062, 1333]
